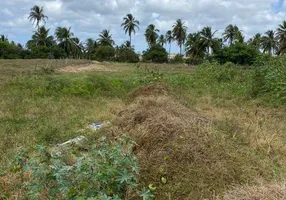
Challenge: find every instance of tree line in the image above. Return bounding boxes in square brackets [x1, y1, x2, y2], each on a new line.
[1, 5, 286, 63]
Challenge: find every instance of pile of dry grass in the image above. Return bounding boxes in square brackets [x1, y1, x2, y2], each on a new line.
[106, 84, 274, 199]
[221, 182, 286, 200]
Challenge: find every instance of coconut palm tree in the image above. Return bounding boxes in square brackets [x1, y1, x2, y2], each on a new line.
[172, 19, 187, 55]
[28, 5, 48, 28]
[144, 24, 159, 46]
[121, 14, 139, 47]
[235, 31, 244, 43]
[165, 30, 173, 55]
[223, 24, 240, 45]
[200, 26, 218, 55]
[27, 26, 54, 49]
[98, 29, 115, 47]
[248, 33, 261, 51]
[261, 30, 278, 55]
[55, 27, 80, 57]
[276, 20, 286, 55]
[158, 35, 166, 46]
[185, 32, 205, 57]
[85, 38, 97, 59]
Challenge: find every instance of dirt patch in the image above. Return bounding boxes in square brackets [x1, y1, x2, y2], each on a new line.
[57, 62, 116, 73]
[106, 84, 271, 200]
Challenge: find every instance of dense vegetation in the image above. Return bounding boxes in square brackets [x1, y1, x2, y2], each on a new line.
[1, 6, 286, 64]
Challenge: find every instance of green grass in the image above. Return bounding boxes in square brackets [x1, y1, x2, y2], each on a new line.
[0, 59, 285, 199]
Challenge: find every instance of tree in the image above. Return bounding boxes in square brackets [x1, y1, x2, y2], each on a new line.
[28, 5, 48, 28]
[121, 14, 139, 47]
[158, 35, 166, 46]
[223, 24, 240, 45]
[98, 30, 115, 47]
[85, 38, 97, 59]
[165, 30, 173, 55]
[0, 35, 8, 42]
[261, 30, 278, 55]
[172, 19, 187, 55]
[248, 33, 261, 51]
[142, 44, 168, 63]
[55, 27, 81, 57]
[185, 32, 205, 58]
[144, 24, 159, 47]
[276, 20, 286, 55]
[26, 26, 54, 49]
[200, 26, 218, 55]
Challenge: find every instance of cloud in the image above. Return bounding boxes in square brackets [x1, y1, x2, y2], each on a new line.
[0, 0, 286, 53]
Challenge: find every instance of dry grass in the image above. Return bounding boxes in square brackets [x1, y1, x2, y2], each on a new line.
[104, 84, 276, 200]
[220, 181, 286, 200]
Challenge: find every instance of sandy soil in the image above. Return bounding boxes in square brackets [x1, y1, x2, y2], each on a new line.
[57, 61, 117, 73]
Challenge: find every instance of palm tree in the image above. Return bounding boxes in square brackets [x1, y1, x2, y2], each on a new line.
[98, 29, 115, 47]
[55, 27, 80, 57]
[276, 21, 286, 55]
[172, 19, 187, 55]
[248, 33, 261, 50]
[121, 14, 139, 47]
[85, 38, 97, 59]
[144, 24, 159, 46]
[261, 30, 278, 55]
[200, 26, 218, 55]
[122, 41, 134, 49]
[185, 32, 205, 57]
[158, 35, 166, 46]
[165, 30, 173, 55]
[28, 5, 48, 28]
[223, 24, 240, 45]
[27, 26, 54, 49]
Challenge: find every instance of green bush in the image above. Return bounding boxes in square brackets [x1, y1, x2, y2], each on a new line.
[250, 57, 286, 102]
[93, 46, 115, 61]
[9, 137, 153, 199]
[142, 44, 168, 63]
[185, 57, 204, 65]
[214, 43, 259, 65]
[116, 48, 139, 63]
[170, 54, 184, 63]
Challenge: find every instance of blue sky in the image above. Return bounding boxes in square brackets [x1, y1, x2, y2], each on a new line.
[1, 0, 286, 54]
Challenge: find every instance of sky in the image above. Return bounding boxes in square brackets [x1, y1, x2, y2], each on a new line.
[0, 0, 286, 53]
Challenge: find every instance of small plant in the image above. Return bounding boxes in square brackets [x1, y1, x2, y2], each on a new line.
[9, 137, 153, 200]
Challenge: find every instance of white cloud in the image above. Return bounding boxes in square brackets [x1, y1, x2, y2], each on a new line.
[0, 0, 285, 53]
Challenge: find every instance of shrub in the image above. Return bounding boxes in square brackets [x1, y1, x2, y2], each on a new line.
[142, 44, 168, 63]
[9, 137, 153, 199]
[250, 57, 286, 102]
[93, 46, 115, 61]
[214, 43, 259, 65]
[185, 57, 204, 65]
[170, 54, 184, 63]
[116, 48, 139, 63]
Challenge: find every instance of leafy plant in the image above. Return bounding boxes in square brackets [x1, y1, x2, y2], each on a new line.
[10, 137, 153, 200]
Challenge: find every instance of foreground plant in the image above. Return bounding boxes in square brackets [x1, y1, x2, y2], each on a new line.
[9, 137, 153, 200]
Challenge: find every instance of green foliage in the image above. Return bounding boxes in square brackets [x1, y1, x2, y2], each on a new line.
[214, 43, 259, 65]
[94, 46, 116, 61]
[10, 137, 152, 199]
[170, 54, 184, 63]
[250, 57, 286, 103]
[0, 41, 23, 59]
[184, 57, 204, 65]
[142, 44, 168, 63]
[116, 48, 139, 63]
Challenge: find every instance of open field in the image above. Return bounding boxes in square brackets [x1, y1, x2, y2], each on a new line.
[0, 59, 285, 199]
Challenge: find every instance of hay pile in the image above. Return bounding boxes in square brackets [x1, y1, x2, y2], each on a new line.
[107, 84, 272, 199]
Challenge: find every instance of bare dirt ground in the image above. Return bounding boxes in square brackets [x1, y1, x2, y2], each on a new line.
[57, 61, 118, 73]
